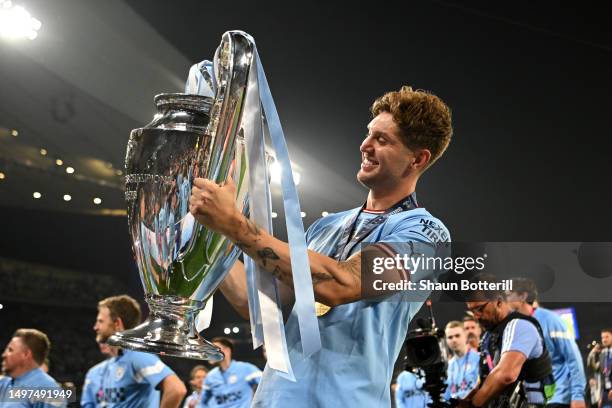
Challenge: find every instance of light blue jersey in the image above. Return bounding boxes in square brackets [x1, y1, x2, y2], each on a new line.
[81, 350, 174, 408]
[395, 370, 431, 408]
[200, 361, 261, 408]
[0, 367, 65, 408]
[533, 307, 586, 404]
[252, 206, 450, 407]
[443, 348, 480, 401]
[501, 318, 545, 404]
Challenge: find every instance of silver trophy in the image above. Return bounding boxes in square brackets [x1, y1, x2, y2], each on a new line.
[107, 32, 255, 360]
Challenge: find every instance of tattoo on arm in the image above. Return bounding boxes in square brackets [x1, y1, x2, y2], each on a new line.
[245, 219, 261, 236]
[235, 241, 250, 251]
[256, 247, 280, 267]
[312, 272, 334, 285]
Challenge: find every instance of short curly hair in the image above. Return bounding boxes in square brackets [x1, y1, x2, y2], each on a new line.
[371, 86, 452, 167]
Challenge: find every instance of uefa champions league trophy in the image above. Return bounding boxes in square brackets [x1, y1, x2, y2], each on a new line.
[107, 32, 255, 361]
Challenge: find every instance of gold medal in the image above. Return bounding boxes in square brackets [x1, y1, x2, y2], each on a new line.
[315, 301, 331, 317]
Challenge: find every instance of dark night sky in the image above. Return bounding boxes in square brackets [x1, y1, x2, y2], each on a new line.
[1, 1, 611, 362]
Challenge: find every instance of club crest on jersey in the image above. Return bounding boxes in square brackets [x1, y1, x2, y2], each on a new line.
[115, 366, 125, 381]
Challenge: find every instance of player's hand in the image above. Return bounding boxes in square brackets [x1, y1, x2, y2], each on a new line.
[189, 176, 241, 237]
[570, 400, 586, 408]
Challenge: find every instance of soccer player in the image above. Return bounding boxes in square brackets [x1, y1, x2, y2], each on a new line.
[394, 369, 431, 408]
[0, 328, 65, 408]
[189, 86, 453, 406]
[444, 321, 480, 401]
[507, 278, 586, 408]
[81, 295, 186, 408]
[200, 338, 261, 408]
[183, 365, 207, 408]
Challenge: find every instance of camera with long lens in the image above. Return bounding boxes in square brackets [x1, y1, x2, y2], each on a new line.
[404, 300, 452, 407]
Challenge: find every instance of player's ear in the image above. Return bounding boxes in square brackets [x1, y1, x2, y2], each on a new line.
[114, 317, 125, 332]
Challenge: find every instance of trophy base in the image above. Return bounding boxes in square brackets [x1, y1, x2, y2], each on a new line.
[106, 295, 223, 361]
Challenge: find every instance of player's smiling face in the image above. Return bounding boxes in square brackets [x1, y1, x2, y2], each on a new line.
[94, 306, 118, 343]
[357, 112, 414, 191]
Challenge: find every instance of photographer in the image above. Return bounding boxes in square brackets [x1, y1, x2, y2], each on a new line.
[460, 274, 553, 408]
[587, 328, 612, 408]
[507, 278, 586, 408]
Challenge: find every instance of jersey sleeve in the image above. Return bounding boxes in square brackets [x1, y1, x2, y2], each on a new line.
[501, 319, 542, 359]
[394, 372, 407, 407]
[243, 363, 263, 387]
[131, 352, 174, 387]
[80, 369, 98, 408]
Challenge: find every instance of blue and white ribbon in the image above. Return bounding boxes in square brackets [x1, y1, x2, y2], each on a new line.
[186, 34, 321, 379]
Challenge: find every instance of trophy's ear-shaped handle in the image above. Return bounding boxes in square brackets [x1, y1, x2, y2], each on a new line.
[198, 31, 255, 184]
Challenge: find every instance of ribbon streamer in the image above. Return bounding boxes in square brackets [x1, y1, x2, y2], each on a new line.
[186, 33, 321, 380]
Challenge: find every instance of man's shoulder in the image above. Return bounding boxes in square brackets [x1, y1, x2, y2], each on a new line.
[232, 360, 260, 372]
[534, 307, 563, 325]
[24, 368, 60, 388]
[205, 367, 222, 381]
[122, 349, 162, 365]
[86, 359, 110, 377]
[390, 207, 448, 229]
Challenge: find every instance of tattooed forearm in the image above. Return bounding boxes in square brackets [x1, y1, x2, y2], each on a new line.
[244, 218, 261, 236]
[312, 272, 334, 285]
[235, 241, 251, 251]
[256, 247, 280, 267]
[337, 255, 360, 276]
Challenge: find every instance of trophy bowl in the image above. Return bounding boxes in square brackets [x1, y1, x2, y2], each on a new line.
[107, 31, 254, 360]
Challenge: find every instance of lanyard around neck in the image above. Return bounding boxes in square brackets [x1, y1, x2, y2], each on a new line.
[332, 192, 418, 261]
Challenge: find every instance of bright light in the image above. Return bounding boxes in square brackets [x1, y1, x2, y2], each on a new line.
[321, 211, 329, 217]
[270, 161, 301, 185]
[33, 192, 41, 199]
[93, 197, 102, 205]
[63, 194, 71, 201]
[66, 166, 74, 174]
[232, 326, 239, 333]
[0, 2, 42, 41]
[10, 129, 18, 137]
[39, 148, 47, 156]
[271, 211, 278, 219]
[115, 169, 123, 176]
[0, 172, 4, 180]
[223, 328, 231, 335]
[300, 211, 306, 218]
[55, 159, 63, 166]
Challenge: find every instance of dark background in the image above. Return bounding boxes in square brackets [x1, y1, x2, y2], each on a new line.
[1, 0, 611, 395]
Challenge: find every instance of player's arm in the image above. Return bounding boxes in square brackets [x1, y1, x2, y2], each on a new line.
[190, 178, 405, 307]
[471, 351, 526, 407]
[159, 374, 187, 408]
[219, 260, 295, 319]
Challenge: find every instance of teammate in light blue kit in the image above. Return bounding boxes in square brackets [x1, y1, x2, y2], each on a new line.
[394, 369, 431, 408]
[443, 321, 480, 401]
[0, 329, 65, 408]
[199, 338, 261, 408]
[507, 278, 587, 408]
[81, 295, 186, 408]
[183, 366, 207, 408]
[190, 86, 453, 407]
